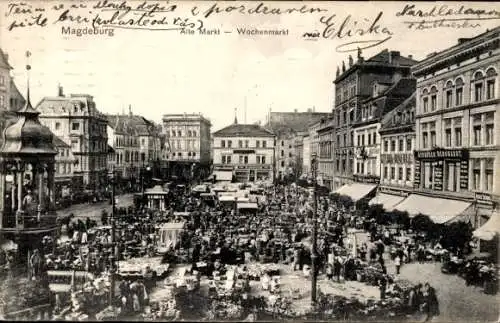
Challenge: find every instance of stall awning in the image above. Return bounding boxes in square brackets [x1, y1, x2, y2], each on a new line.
[237, 202, 258, 209]
[219, 195, 236, 202]
[160, 222, 185, 230]
[473, 212, 500, 241]
[369, 193, 405, 210]
[394, 194, 473, 224]
[213, 171, 232, 181]
[334, 183, 377, 202]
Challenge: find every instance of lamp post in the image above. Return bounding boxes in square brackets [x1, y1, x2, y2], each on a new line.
[108, 166, 117, 308]
[311, 152, 318, 305]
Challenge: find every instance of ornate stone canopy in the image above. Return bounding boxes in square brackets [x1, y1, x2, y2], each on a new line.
[0, 89, 57, 159]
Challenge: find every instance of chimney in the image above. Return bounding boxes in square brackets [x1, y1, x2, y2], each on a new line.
[458, 38, 471, 44]
[408, 54, 413, 59]
[307, 108, 312, 113]
[129, 104, 132, 116]
[58, 84, 64, 97]
[294, 109, 298, 113]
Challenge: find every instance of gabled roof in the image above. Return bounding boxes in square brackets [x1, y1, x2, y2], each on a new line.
[265, 111, 330, 136]
[354, 78, 416, 125]
[213, 123, 275, 137]
[53, 135, 70, 148]
[36, 95, 104, 118]
[380, 92, 416, 131]
[0, 49, 12, 70]
[106, 114, 158, 136]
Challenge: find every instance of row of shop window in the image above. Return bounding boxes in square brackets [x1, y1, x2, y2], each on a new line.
[420, 158, 494, 192]
[221, 155, 268, 164]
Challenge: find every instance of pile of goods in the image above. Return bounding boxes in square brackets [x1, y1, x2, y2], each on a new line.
[356, 262, 385, 285]
[0, 277, 50, 316]
[245, 263, 280, 280]
[143, 287, 180, 321]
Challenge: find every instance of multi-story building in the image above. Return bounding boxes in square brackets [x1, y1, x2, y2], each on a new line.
[265, 109, 329, 181]
[292, 131, 307, 179]
[402, 28, 499, 227]
[302, 134, 311, 176]
[352, 78, 416, 184]
[107, 109, 162, 187]
[372, 93, 416, 208]
[212, 119, 275, 182]
[317, 117, 335, 189]
[162, 113, 212, 181]
[0, 48, 25, 138]
[36, 87, 108, 191]
[53, 135, 79, 198]
[333, 49, 417, 190]
[106, 114, 141, 188]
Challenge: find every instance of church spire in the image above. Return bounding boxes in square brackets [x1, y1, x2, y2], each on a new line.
[234, 108, 238, 124]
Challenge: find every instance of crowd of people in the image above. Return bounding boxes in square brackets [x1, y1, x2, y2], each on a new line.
[1, 180, 456, 320]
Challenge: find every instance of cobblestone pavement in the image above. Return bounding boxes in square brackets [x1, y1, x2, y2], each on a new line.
[395, 261, 499, 322]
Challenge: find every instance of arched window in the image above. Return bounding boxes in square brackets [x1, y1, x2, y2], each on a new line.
[421, 88, 429, 113]
[187, 131, 192, 137]
[486, 67, 497, 100]
[472, 71, 485, 102]
[429, 86, 438, 111]
[444, 81, 454, 108]
[455, 77, 464, 106]
[193, 131, 197, 137]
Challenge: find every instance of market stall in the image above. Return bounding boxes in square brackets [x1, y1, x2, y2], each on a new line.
[156, 222, 186, 253]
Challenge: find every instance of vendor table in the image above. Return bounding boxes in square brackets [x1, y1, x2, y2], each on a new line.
[118, 257, 169, 277]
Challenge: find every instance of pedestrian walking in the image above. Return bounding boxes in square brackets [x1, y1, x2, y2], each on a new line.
[395, 255, 401, 275]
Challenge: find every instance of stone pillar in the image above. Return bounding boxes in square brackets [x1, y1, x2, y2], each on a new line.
[48, 163, 56, 210]
[17, 168, 23, 212]
[0, 166, 5, 229]
[38, 166, 44, 210]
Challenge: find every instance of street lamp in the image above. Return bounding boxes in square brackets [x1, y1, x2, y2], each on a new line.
[310, 152, 318, 305]
[108, 166, 117, 308]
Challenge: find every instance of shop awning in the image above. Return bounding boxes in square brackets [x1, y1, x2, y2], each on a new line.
[213, 171, 232, 182]
[333, 183, 377, 202]
[473, 212, 500, 241]
[219, 195, 236, 202]
[393, 194, 473, 224]
[369, 193, 405, 210]
[237, 202, 258, 209]
[334, 184, 349, 195]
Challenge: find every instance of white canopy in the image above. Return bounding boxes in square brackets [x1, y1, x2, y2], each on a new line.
[213, 171, 232, 182]
[369, 193, 405, 210]
[473, 212, 500, 241]
[334, 183, 377, 202]
[219, 195, 237, 202]
[394, 194, 473, 224]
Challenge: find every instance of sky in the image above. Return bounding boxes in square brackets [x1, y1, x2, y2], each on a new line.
[1, 1, 497, 131]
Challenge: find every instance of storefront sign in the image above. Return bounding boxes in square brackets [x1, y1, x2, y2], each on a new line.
[475, 192, 492, 202]
[381, 153, 413, 164]
[233, 149, 255, 154]
[460, 160, 469, 190]
[413, 162, 421, 189]
[434, 161, 443, 191]
[415, 148, 468, 160]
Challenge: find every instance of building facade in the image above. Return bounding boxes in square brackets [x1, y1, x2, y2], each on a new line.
[53, 136, 80, 198]
[265, 109, 330, 181]
[412, 27, 499, 226]
[302, 134, 311, 176]
[352, 78, 416, 184]
[333, 49, 417, 189]
[36, 89, 108, 191]
[317, 117, 335, 190]
[0, 49, 25, 139]
[379, 93, 416, 196]
[212, 121, 275, 183]
[162, 113, 212, 181]
[107, 110, 162, 188]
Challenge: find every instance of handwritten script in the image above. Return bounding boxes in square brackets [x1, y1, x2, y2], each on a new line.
[396, 4, 500, 30]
